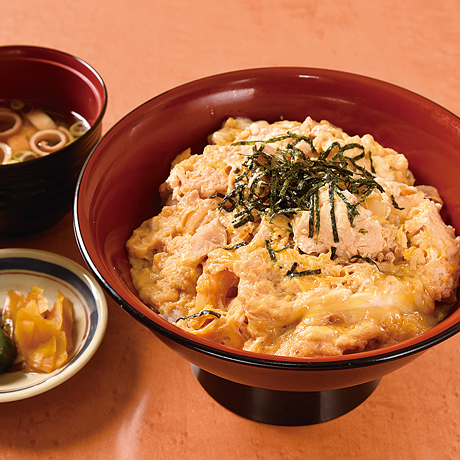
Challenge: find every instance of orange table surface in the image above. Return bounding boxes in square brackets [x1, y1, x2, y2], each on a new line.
[1, 1, 460, 459]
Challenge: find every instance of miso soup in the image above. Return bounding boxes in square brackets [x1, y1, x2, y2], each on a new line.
[0, 99, 90, 165]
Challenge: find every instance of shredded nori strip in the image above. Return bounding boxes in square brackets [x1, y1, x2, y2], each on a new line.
[330, 246, 337, 260]
[215, 133, 403, 241]
[175, 310, 222, 323]
[349, 254, 382, 272]
[368, 151, 376, 174]
[223, 241, 249, 250]
[274, 243, 293, 252]
[329, 184, 339, 243]
[286, 262, 322, 278]
[265, 240, 277, 261]
[209, 192, 225, 199]
[264, 240, 294, 263]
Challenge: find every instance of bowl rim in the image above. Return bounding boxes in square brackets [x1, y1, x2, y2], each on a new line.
[0, 44, 108, 169]
[0, 247, 108, 402]
[74, 66, 460, 371]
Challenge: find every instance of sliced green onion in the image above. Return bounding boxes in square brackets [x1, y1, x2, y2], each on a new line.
[69, 120, 90, 138]
[13, 150, 39, 162]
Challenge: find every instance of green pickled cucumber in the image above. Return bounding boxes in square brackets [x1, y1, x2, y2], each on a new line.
[0, 328, 17, 373]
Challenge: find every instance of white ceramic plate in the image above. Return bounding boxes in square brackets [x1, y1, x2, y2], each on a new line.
[0, 248, 108, 402]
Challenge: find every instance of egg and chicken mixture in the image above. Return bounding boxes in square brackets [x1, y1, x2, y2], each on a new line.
[126, 117, 460, 357]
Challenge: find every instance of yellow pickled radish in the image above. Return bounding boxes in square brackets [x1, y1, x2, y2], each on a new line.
[3, 287, 74, 373]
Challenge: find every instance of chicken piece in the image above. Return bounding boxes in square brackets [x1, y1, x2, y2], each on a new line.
[415, 184, 443, 206]
[403, 199, 460, 301]
[291, 185, 386, 259]
[188, 218, 228, 259]
[166, 145, 243, 201]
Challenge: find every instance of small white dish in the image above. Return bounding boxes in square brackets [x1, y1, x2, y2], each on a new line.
[0, 248, 108, 402]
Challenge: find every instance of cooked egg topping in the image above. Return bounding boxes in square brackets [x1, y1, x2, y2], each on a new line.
[126, 117, 460, 357]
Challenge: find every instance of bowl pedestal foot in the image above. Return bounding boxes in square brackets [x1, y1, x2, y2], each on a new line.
[191, 364, 381, 426]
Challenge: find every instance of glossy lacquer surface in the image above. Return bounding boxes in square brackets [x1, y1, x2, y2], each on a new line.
[76, 68, 460, 392]
[1, 0, 460, 458]
[0, 46, 107, 235]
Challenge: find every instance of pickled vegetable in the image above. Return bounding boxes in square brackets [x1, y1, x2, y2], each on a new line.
[2, 287, 74, 373]
[0, 327, 17, 373]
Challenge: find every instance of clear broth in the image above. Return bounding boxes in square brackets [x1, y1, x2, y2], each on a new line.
[0, 99, 91, 164]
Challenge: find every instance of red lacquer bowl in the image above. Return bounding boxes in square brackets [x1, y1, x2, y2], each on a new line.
[74, 68, 460, 424]
[0, 45, 107, 235]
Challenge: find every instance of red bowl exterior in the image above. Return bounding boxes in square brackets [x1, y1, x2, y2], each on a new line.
[0, 45, 107, 235]
[75, 68, 460, 391]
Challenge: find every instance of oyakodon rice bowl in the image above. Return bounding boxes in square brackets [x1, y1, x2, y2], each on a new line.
[126, 116, 460, 358]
